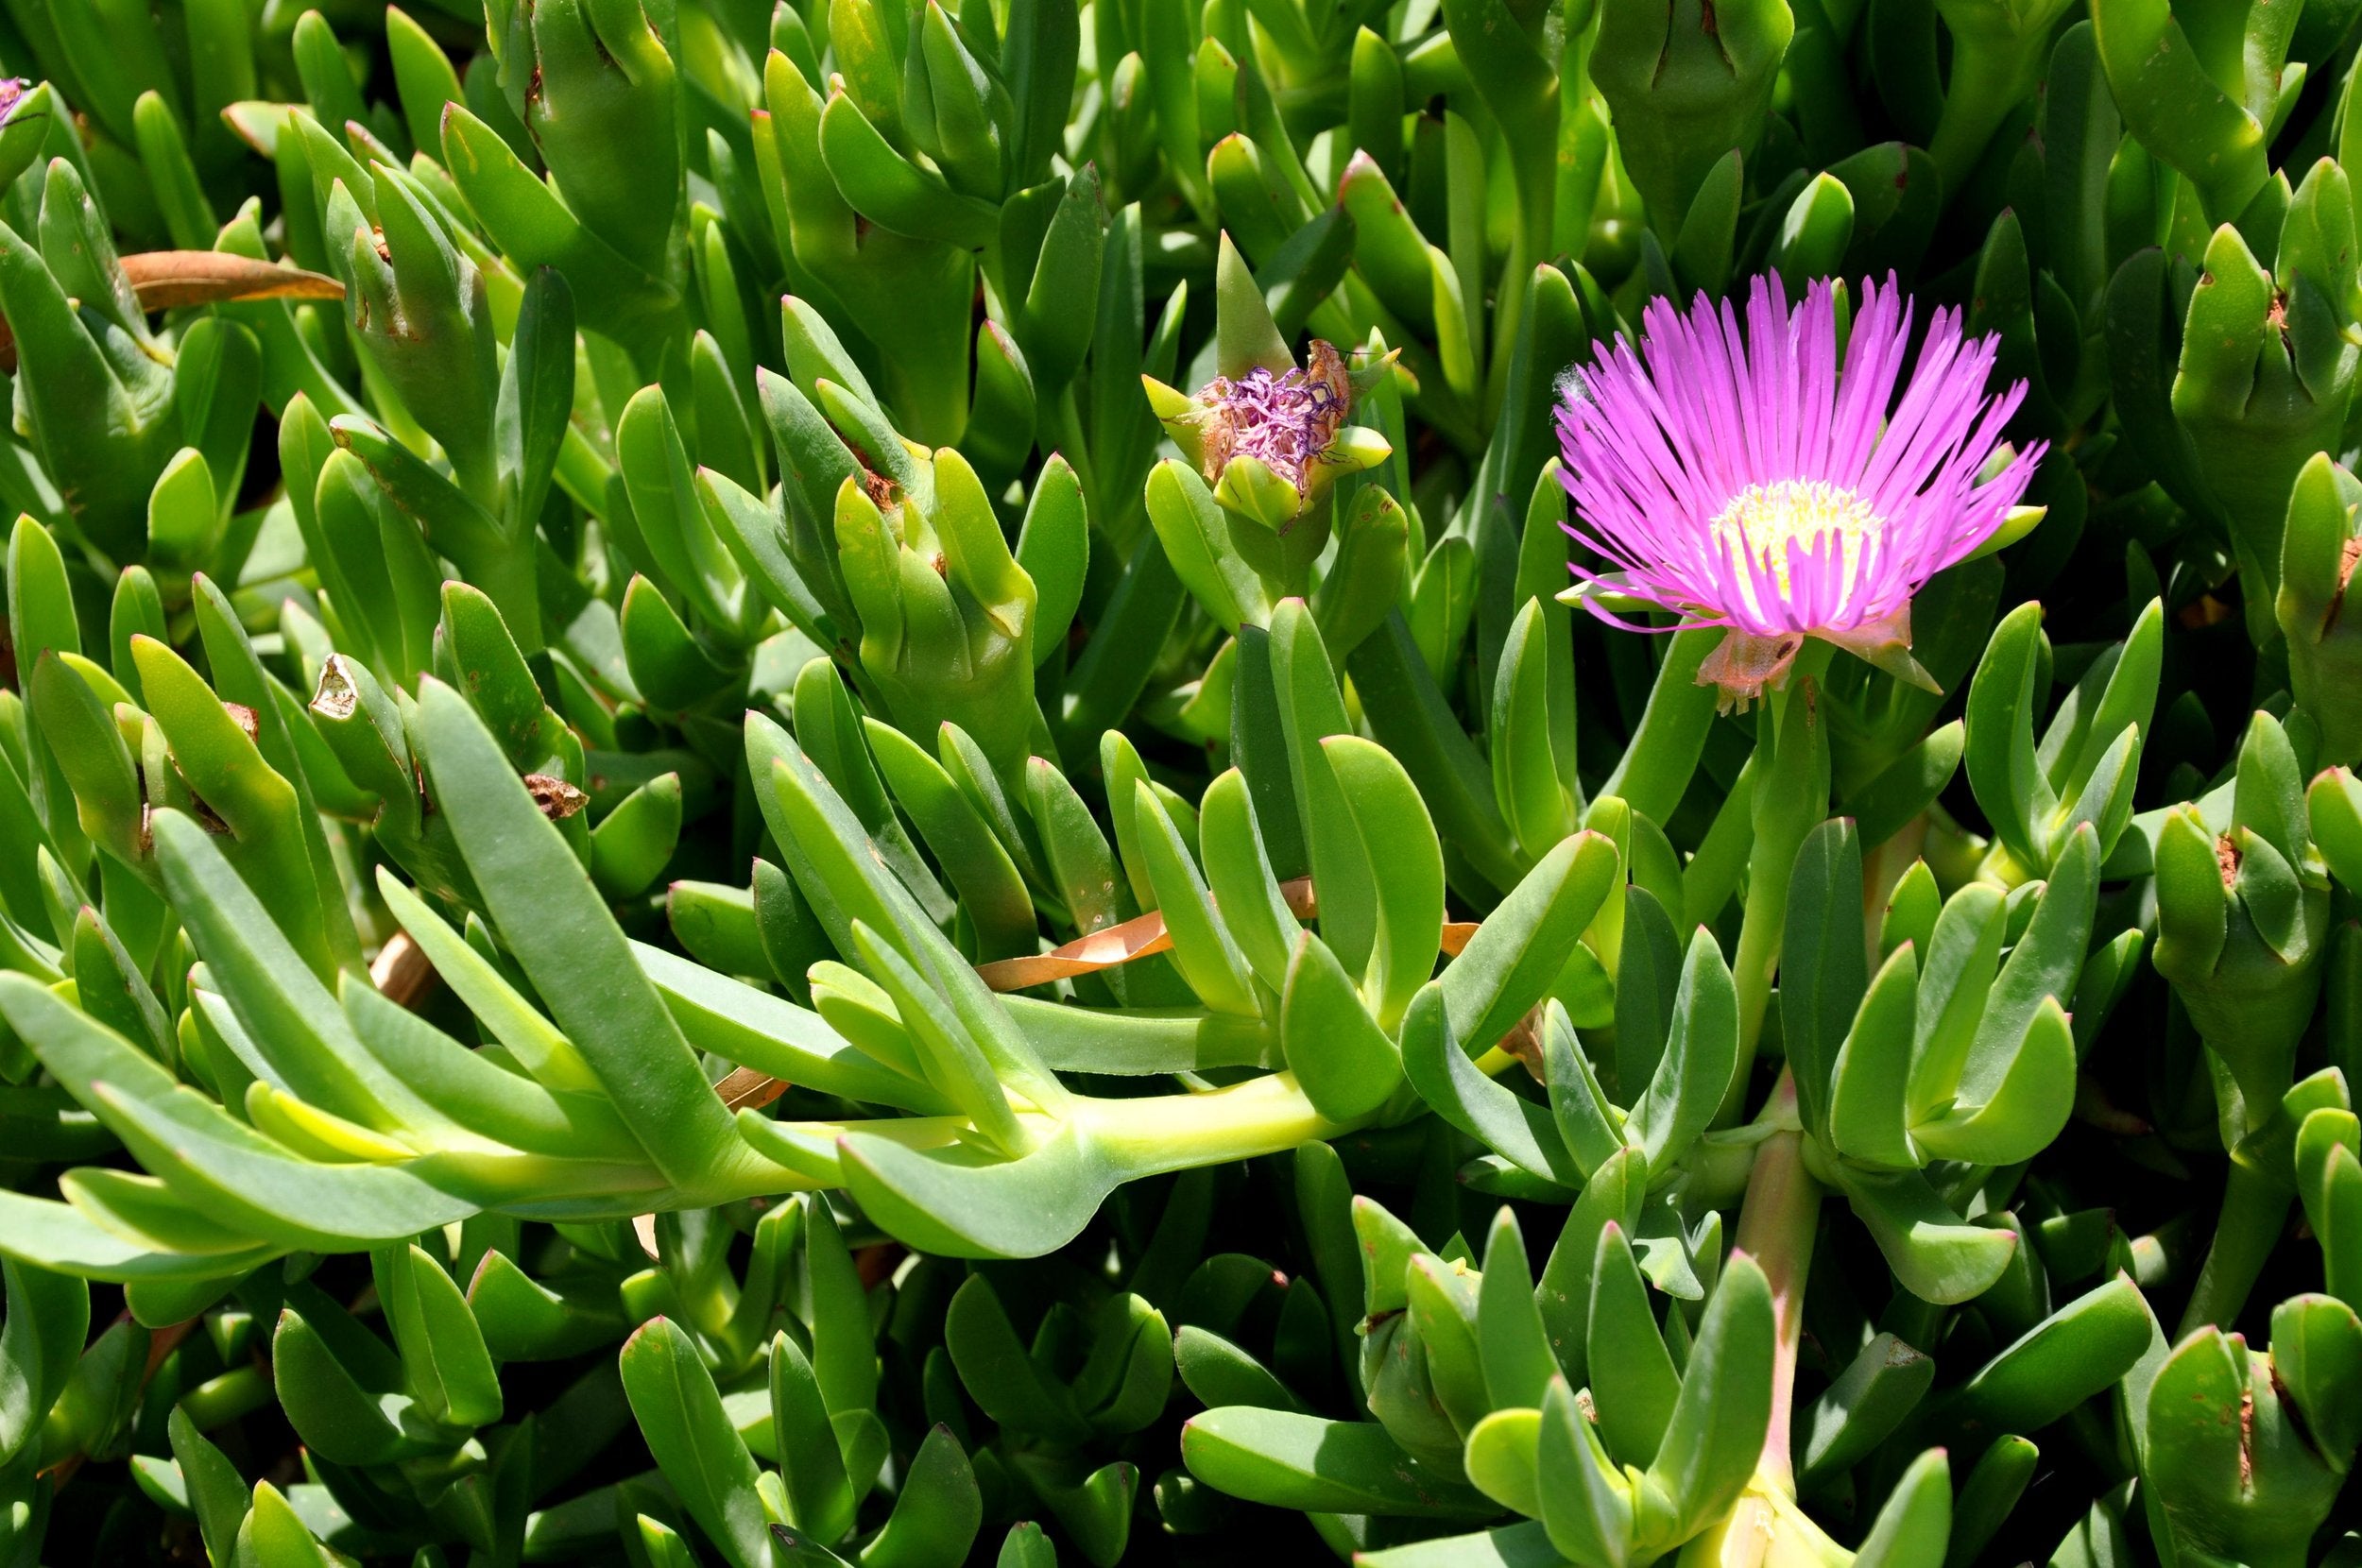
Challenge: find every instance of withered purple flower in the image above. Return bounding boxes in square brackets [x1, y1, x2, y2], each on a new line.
[1145, 338, 1392, 529]
[1194, 339, 1351, 495]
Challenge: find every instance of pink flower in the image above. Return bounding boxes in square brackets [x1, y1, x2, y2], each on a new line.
[1555, 275, 2043, 705]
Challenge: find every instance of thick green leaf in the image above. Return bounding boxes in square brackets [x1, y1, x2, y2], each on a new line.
[375, 1243, 501, 1429]
[1403, 982, 1578, 1185]
[1834, 1166, 2017, 1305]
[944, 1274, 1091, 1442]
[1796, 1332, 1936, 1489]
[0, 1256, 88, 1466]
[1179, 1408, 1492, 1516]
[620, 1318, 773, 1568]
[1477, 1209, 1557, 1414]
[1282, 929, 1401, 1121]
[1627, 928, 1738, 1173]
[1828, 943, 1921, 1168]
[1585, 1223, 1680, 1468]
[1783, 819, 1867, 1139]
[415, 681, 749, 1191]
[861, 1423, 982, 1568]
[1647, 1254, 1773, 1530]
[1935, 1275, 2150, 1439]
[1852, 1447, 1951, 1568]
[771, 1330, 856, 1541]
[1326, 734, 1446, 1032]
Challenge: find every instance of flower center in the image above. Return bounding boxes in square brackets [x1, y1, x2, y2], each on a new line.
[1196, 341, 1349, 494]
[1710, 479, 1881, 615]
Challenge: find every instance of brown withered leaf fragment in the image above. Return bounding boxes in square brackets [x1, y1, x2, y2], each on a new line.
[2239, 1386, 2257, 1490]
[0, 252, 344, 371]
[2074, 1068, 2151, 1135]
[971, 878, 1478, 994]
[2326, 537, 2362, 634]
[714, 1065, 788, 1113]
[973, 877, 1321, 991]
[1498, 1006, 1547, 1079]
[524, 775, 590, 821]
[220, 702, 260, 743]
[2177, 594, 2234, 630]
[117, 251, 345, 311]
[371, 931, 436, 1009]
[312, 660, 360, 721]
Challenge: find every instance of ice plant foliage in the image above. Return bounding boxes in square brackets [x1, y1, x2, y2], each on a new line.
[16, 0, 2362, 1565]
[1555, 274, 2043, 704]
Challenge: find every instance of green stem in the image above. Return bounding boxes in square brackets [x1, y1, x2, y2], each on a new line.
[1925, 42, 2033, 197]
[1483, 232, 1532, 427]
[1084, 1072, 1358, 1173]
[1727, 651, 1835, 1095]
[1728, 858, 1806, 1117]
[1680, 754, 1757, 928]
[1478, 101, 1560, 425]
[1733, 1070, 1818, 1496]
[2175, 1146, 2289, 1337]
[1598, 626, 1723, 827]
[1727, 918, 1785, 1128]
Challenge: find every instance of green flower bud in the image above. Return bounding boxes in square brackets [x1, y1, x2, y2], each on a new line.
[2140, 1298, 2362, 1568]
[2154, 713, 2332, 1130]
[2172, 210, 2357, 644]
[1591, 0, 1793, 230]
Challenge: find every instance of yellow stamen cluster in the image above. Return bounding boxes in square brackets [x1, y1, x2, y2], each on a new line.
[1710, 479, 1881, 617]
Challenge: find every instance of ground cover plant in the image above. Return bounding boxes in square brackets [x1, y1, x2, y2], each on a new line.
[2, 0, 2362, 1562]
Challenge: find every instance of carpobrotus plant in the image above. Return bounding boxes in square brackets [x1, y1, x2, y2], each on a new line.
[6, 0, 2362, 1565]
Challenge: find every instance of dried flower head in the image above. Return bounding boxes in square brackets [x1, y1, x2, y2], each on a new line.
[1144, 338, 1392, 529]
[1194, 339, 1351, 495]
[1555, 274, 2043, 706]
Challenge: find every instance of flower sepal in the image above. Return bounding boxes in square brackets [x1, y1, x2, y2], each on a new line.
[1960, 502, 2048, 563]
[1696, 630, 1810, 711]
[1141, 371, 1206, 469]
[1553, 574, 1664, 620]
[1211, 452, 1306, 531]
[1815, 608, 1943, 695]
[1215, 422, 1391, 532]
[1669, 614, 1941, 717]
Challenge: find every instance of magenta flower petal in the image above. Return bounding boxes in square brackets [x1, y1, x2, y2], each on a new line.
[1555, 275, 2042, 642]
